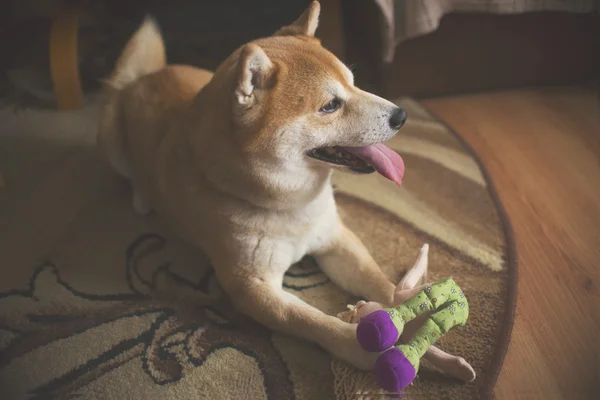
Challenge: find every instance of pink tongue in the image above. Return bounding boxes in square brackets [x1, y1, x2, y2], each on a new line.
[341, 144, 405, 186]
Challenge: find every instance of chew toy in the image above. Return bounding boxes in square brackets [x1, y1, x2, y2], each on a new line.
[357, 277, 469, 393]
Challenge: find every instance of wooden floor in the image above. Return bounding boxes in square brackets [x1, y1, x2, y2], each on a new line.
[423, 87, 600, 400]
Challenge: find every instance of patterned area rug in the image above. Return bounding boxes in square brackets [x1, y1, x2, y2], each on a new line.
[0, 97, 516, 399]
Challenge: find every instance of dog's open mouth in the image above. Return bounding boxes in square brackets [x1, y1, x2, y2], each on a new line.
[307, 147, 375, 174]
[307, 143, 405, 186]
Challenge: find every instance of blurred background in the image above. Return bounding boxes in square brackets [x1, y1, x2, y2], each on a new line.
[0, 0, 597, 108]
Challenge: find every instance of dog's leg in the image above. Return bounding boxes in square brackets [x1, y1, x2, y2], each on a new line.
[98, 103, 152, 215]
[98, 97, 132, 180]
[313, 222, 395, 305]
[216, 267, 379, 370]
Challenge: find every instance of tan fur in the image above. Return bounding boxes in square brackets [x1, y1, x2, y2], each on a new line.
[97, 2, 442, 370]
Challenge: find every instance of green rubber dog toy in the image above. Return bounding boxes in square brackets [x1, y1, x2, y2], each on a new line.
[356, 277, 469, 393]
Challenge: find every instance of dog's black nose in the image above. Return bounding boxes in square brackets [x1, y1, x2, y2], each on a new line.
[389, 108, 407, 130]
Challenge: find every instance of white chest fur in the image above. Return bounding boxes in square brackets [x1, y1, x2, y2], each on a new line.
[223, 184, 340, 277]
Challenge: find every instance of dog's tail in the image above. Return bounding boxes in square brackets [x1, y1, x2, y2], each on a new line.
[106, 16, 166, 90]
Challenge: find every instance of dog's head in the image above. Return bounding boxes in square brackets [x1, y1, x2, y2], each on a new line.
[227, 1, 406, 186]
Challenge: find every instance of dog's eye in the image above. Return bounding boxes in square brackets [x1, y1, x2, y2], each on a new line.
[319, 98, 342, 113]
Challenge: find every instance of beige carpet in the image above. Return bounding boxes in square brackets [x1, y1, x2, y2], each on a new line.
[0, 97, 516, 399]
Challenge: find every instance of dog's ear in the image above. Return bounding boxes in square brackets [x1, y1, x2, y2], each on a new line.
[274, 1, 320, 37]
[235, 44, 275, 106]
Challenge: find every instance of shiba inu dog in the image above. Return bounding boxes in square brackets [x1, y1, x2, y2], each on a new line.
[98, 1, 474, 377]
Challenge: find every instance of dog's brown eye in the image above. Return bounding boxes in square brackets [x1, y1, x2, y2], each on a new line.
[319, 98, 342, 113]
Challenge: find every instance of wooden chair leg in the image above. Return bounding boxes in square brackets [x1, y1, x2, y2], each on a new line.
[49, 7, 84, 110]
